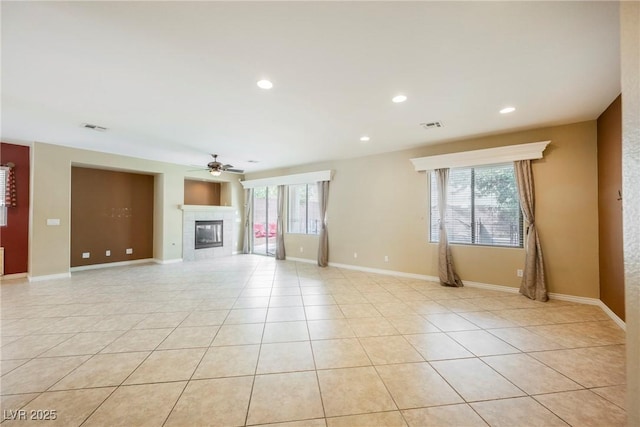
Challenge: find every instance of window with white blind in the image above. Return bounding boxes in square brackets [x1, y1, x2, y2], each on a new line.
[0, 168, 7, 227]
[288, 184, 320, 235]
[430, 163, 523, 247]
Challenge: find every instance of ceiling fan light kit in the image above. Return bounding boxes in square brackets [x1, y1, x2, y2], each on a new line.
[203, 154, 244, 176]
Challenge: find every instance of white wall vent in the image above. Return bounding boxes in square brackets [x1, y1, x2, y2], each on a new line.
[82, 123, 108, 132]
[420, 121, 443, 130]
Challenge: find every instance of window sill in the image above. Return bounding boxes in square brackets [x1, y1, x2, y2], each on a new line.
[429, 241, 524, 250]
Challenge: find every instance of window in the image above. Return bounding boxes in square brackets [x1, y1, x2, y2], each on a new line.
[0, 168, 7, 227]
[288, 184, 320, 234]
[430, 163, 523, 247]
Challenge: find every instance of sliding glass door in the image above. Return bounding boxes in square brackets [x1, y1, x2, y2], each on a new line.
[252, 186, 277, 256]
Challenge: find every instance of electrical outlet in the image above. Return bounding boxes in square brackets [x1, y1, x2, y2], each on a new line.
[300, 246, 304, 253]
[105, 250, 111, 256]
[126, 248, 133, 255]
[82, 252, 90, 259]
[384, 255, 389, 262]
[517, 269, 523, 277]
[354, 252, 358, 259]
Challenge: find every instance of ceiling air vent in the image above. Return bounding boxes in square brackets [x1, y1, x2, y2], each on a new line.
[420, 121, 443, 130]
[82, 123, 108, 132]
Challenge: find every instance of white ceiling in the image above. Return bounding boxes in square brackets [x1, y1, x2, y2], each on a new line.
[1, 1, 620, 173]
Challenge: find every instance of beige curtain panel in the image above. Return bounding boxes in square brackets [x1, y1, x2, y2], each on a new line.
[514, 160, 548, 301]
[436, 168, 463, 287]
[242, 188, 253, 254]
[275, 185, 286, 260]
[317, 180, 329, 267]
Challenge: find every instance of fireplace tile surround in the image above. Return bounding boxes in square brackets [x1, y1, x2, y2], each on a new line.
[181, 205, 237, 261]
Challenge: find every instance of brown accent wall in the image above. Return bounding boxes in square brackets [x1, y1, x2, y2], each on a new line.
[0, 143, 30, 274]
[184, 180, 221, 205]
[597, 95, 624, 320]
[71, 167, 154, 267]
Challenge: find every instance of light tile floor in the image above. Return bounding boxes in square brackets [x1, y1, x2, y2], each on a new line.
[0, 255, 627, 426]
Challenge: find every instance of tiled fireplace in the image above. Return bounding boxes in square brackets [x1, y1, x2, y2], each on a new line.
[181, 205, 236, 261]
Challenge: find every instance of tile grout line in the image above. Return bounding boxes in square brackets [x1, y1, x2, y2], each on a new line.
[1, 257, 627, 425]
[242, 267, 275, 427]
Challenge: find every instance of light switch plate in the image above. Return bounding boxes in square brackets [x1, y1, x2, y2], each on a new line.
[47, 218, 61, 226]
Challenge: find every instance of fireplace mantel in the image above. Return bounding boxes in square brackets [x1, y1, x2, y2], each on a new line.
[180, 204, 235, 212]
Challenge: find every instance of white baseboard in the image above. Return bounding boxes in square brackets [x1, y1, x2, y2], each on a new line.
[547, 292, 626, 331]
[286, 256, 317, 264]
[28, 272, 71, 282]
[547, 292, 600, 305]
[70, 258, 154, 272]
[463, 280, 520, 294]
[154, 258, 183, 265]
[597, 300, 626, 330]
[327, 261, 435, 281]
[0, 272, 28, 280]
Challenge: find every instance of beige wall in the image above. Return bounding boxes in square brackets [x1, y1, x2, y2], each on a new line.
[29, 142, 244, 277]
[31, 120, 600, 299]
[247, 121, 600, 298]
[621, 1, 639, 423]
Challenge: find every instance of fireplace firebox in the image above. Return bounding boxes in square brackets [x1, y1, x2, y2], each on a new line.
[195, 220, 223, 249]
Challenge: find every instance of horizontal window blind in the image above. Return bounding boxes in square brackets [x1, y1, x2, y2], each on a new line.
[430, 164, 522, 248]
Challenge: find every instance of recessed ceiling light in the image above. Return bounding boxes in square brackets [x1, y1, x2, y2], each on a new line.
[392, 95, 407, 103]
[500, 106, 516, 114]
[360, 136, 370, 142]
[257, 79, 273, 90]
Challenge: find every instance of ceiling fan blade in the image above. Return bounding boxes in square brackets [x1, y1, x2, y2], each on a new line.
[222, 164, 234, 169]
[225, 168, 245, 174]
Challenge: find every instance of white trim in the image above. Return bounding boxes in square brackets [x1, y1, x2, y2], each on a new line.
[327, 262, 436, 281]
[0, 272, 28, 280]
[410, 141, 551, 171]
[547, 292, 626, 330]
[286, 256, 317, 264]
[241, 170, 332, 189]
[154, 258, 183, 264]
[179, 205, 235, 212]
[70, 258, 154, 272]
[547, 291, 601, 306]
[28, 272, 71, 282]
[597, 301, 626, 331]
[463, 280, 520, 294]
